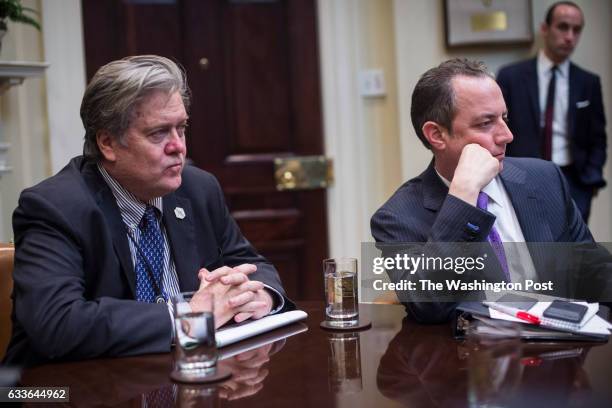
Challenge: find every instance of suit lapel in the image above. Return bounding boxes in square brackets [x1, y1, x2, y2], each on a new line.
[568, 63, 580, 139]
[163, 193, 200, 292]
[500, 161, 555, 280]
[500, 160, 553, 243]
[525, 59, 540, 135]
[83, 161, 137, 296]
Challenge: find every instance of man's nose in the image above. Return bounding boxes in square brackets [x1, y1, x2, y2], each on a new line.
[498, 121, 514, 144]
[165, 129, 186, 155]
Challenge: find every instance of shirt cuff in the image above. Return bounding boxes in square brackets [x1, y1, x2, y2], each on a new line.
[167, 302, 176, 342]
[263, 284, 285, 314]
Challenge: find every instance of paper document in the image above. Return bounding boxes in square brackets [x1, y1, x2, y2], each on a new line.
[216, 310, 308, 348]
[488, 302, 611, 337]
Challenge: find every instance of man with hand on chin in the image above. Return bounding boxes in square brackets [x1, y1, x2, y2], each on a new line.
[4, 55, 290, 367]
[371, 59, 597, 324]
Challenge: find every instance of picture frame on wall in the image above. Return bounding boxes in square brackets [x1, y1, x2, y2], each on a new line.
[444, 0, 533, 47]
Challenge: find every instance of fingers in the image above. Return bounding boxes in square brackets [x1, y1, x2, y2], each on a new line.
[234, 312, 254, 323]
[205, 266, 234, 282]
[227, 281, 264, 307]
[230, 301, 268, 322]
[232, 263, 257, 275]
[220, 272, 248, 286]
[205, 264, 257, 282]
[197, 268, 210, 289]
[228, 291, 256, 308]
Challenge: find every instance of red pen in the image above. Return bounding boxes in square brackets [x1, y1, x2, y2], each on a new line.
[483, 301, 541, 325]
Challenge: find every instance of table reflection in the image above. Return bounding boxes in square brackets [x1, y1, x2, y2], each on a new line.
[377, 318, 605, 408]
[21, 323, 305, 407]
[176, 384, 219, 408]
[327, 331, 363, 394]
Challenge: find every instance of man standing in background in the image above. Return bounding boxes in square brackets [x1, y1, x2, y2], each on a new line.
[497, 1, 607, 222]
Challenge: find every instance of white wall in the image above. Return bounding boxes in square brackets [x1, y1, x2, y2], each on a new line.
[0, 0, 48, 242]
[42, 0, 87, 173]
[318, 0, 402, 260]
[393, 0, 612, 240]
[0, 0, 86, 242]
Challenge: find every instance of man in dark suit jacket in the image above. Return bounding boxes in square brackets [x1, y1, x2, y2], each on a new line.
[497, 1, 607, 222]
[3, 56, 290, 367]
[371, 59, 609, 323]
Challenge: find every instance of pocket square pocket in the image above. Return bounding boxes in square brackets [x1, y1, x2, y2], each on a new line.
[576, 100, 590, 109]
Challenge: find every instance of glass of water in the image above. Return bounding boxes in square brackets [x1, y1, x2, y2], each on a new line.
[173, 291, 218, 376]
[323, 258, 359, 327]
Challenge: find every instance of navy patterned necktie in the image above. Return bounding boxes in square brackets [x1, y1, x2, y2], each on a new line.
[477, 192, 510, 282]
[135, 205, 165, 302]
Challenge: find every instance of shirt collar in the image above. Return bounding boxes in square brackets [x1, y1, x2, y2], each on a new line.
[435, 168, 504, 208]
[97, 164, 163, 228]
[481, 177, 503, 208]
[537, 49, 570, 78]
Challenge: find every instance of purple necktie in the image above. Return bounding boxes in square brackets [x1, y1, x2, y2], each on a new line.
[477, 192, 510, 282]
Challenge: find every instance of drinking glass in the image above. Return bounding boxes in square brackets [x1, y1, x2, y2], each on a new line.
[323, 258, 359, 327]
[173, 291, 218, 376]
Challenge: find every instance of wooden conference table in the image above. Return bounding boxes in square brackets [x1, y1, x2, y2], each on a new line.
[20, 302, 612, 407]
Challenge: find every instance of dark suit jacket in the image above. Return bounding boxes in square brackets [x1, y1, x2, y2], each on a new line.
[4, 157, 290, 367]
[370, 158, 609, 323]
[497, 58, 607, 188]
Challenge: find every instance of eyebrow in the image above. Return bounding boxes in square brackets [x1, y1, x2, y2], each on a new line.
[473, 113, 497, 121]
[471, 111, 508, 122]
[144, 116, 189, 129]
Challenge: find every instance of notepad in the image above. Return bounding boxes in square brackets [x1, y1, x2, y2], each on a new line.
[216, 310, 308, 347]
[488, 301, 611, 337]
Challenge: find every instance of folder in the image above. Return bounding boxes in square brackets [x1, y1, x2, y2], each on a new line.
[454, 301, 611, 342]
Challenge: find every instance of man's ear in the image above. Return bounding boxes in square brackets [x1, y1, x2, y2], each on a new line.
[97, 130, 117, 162]
[540, 21, 549, 37]
[422, 121, 449, 151]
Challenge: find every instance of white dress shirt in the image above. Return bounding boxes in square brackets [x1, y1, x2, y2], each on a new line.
[537, 50, 571, 166]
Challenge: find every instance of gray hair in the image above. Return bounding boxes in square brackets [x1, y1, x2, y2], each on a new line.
[80, 55, 190, 160]
[410, 58, 493, 149]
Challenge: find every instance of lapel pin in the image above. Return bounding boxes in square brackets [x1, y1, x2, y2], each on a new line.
[174, 207, 186, 220]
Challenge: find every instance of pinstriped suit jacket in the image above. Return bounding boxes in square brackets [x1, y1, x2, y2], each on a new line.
[371, 157, 598, 323]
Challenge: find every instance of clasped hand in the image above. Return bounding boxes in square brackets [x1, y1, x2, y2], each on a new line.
[189, 264, 273, 328]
